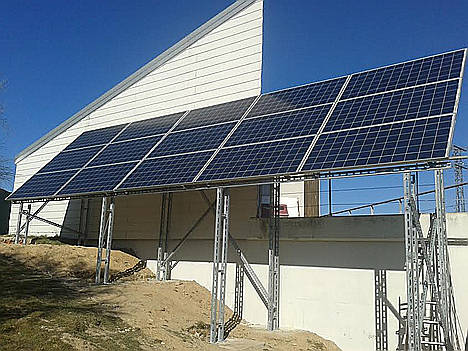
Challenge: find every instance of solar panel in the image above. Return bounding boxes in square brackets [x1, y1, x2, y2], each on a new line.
[8, 49, 466, 201]
[115, 112, 184, 142]
[58, 162, 137, 196]
[150, 123, 236, 157]
[119, 151, 213, 189]
[226, 104, 331, 147]
[247, 77, 346, 118]
[38, 146, 102, 173]
[302, 116, 452, 171]
[8, 170, 78, 199]
[88, 136, 162, 167]
[342, 50, 464, 100]
[198, 137, 314, 181]
[65, 124, 128, 151]
[174, 97, 255, 131]
[324, 80, 459, 132]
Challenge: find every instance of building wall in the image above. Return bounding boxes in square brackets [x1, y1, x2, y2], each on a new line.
[92, 201, 465, 351]
[9, 0, 264, 237]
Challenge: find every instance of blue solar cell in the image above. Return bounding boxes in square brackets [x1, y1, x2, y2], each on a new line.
[119, 151, 213, 189]
[9, 170, 77, 200]
[115, 112, 184, 141]
[58, 162, 137, 196]
[88, 136, 161, 167]
[150, 123, 235, 157]
[38, 146, 103, 173]
[175, 97, 256, 131]
[65, 124, 128, 151]
[199, 137, 313, 181]
[342, 50, 465, 99]
[303, 116, 452, 171]
[11, 50, 465, 200]
[325, 80, 459, 132]
[247, 77, 346, 118]
[226, 104, 331, 147]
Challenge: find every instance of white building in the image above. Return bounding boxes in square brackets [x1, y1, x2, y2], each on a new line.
[9, 1, 467, 350]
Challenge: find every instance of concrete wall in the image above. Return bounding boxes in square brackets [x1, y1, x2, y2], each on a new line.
[9, 0, 264, 237]
[68, 187, 467, 351]
[9, 175, 467, 350]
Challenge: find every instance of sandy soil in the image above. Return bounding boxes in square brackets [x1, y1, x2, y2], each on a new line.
[0, 242, 154, 282]
[0, 242, 341, 351]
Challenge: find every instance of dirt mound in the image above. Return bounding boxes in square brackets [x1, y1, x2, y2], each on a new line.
[0, 242, 341, 351]
[0, 242, 154, 282]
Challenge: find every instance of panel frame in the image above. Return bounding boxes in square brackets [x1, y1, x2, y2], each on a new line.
[341, 48, 466, 100]
[7, 49, 466, 202]
[52, 122, 132, 196]
[297, 75, 353, 171]
[327, 79, 460, 133]
[116, 150, 215, 192]
[246, 76, 348, 118]
[192, 95, 262, 181]
[445, 48, 467, 157]
[112, 111, 190, 190]
[301, 115, 453, 173]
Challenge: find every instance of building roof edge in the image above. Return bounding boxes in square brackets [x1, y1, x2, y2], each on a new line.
[15, 0, 259, 163]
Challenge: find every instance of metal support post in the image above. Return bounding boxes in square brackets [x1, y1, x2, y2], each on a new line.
[14, 203, 24, 244]
[452, 145, 466, 212]
[403, 172, 422, 351]
[234, 263, 245, 320]
[210, 188, 224, 343]
[157, 193, 167, 281]
[210, 188, 230, 343]
[23, 204, 31, 245]
[375, 269, 388, 350]
[95, 197, 108, 284]
[103, 198, 115, 284]
[157, 193, 172, 281]
[268, 181, 280, 331]
[434, 169, 461, 349]
[217, 191, 230, 342]
[78, 198, 89, 245]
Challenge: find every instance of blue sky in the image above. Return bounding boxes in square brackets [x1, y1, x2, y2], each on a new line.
[1, 0, 467, 213]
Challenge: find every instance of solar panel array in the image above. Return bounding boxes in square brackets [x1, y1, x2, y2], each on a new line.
[10, 49, 466, 200]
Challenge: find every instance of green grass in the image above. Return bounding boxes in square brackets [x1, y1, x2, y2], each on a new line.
[0, 251, 159, 351]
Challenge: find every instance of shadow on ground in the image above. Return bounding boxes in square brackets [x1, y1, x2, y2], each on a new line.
[0, 251, 160, 351]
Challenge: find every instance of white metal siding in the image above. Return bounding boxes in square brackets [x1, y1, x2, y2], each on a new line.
[9, 0, 263, 236]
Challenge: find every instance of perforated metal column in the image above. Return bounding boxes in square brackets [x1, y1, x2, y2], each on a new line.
[157, 193, 172, 281]
[210, 188, 230, 343]
[103, 198, 115, 284]
[403, 172, 422, 351]
[95, 197, 108, 284]
[268, 182, 280, 331]
[14, 203, 23, 244]
[95, 197, 116, 285]
[375, 269, 389, 350]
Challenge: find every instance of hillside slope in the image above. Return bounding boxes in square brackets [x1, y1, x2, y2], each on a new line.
[0, 243, 341, 351]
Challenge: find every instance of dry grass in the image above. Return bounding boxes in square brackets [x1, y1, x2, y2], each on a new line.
[0, 243, 341, 351]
